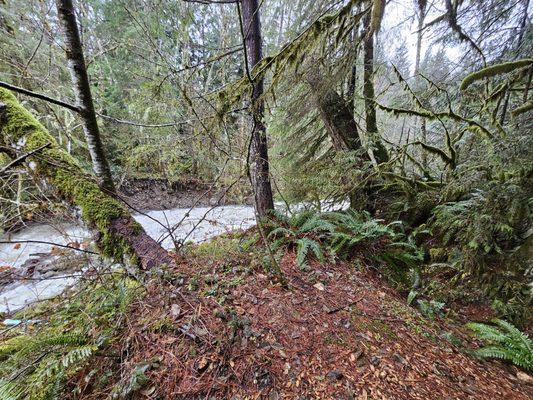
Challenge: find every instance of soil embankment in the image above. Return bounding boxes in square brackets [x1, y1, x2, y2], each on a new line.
[117, 178, 251, 211]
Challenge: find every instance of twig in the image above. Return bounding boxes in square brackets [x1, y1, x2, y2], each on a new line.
[0, 240, 97, 255]
[0, 143, 51, 175]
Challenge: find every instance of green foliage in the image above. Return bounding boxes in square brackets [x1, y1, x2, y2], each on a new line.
[417, 299, 446, 320]
[267, 209, 333, 268]
[429, 175, 532, 306]
[123, 143, 192, 183]
[110, 361, 151, 399]
[267, 209, 422, 273]
[0, 277, 140, 399]
[466, 319, 533, 370]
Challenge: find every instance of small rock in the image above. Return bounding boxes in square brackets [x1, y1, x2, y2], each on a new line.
[313, 282, 325, 291]
[392, 353, 408, 365]
[370, 356, 381, 366]
[170, 304, 181, 317]
[326, 370, 344, 381]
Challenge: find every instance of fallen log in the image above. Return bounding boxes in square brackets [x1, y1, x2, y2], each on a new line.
[0, 88, 173, 269]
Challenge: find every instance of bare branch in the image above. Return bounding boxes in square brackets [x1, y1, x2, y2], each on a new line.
[0, 142, 51, 175]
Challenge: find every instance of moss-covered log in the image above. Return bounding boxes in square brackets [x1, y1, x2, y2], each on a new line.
[0, 88, 173, 269]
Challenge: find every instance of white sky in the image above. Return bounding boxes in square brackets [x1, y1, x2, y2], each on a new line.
[381, 0, 462, 74]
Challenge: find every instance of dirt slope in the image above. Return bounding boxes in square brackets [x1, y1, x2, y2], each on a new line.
[74, 244, 532, 399]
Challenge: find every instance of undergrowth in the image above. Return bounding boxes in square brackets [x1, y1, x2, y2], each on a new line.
[0, 275, 141, 399]
[266, 209, 423, 286]
[466, 319, 532, 371]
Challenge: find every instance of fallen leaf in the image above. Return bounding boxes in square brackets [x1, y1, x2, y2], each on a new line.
[197, 357, 209, 372]
[313, 282, 325, 291]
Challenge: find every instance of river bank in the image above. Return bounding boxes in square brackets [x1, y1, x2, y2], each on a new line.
[117, 178, 252, 211]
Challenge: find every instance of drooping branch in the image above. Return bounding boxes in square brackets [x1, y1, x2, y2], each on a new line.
[0, 88, 173, 270]
[376, 102, 494, 139]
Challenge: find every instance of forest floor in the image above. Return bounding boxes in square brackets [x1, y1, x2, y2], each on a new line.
[66, 234, 533, 399]
[117, 178, 251, 210]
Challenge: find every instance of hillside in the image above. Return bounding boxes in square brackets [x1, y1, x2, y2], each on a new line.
[5, 235, 524, 399]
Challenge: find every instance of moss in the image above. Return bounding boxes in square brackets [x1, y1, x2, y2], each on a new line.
[511, 100, 533, 116]
[0, 88, 130, 260]
[460, 59, 532, 90]
[0, 152, 9, 166]
[370, 0, 385, 35]
[429, 248, 447, 262]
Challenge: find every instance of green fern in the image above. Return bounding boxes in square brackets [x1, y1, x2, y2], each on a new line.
[267, 209, 421, 275]
[267, 209, 332, 267]
[0, 379, 22, 400]
[0, 278, 140, 399]
[466, 319, 533, 370]
[296, 237, 324, 267]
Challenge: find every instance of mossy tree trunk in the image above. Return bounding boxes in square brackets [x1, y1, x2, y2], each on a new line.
[55, 0, 115, 192]
[0, 88, 173, 270]
[307, 72, 363, 153]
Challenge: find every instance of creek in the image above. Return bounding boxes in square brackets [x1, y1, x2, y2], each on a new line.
[0, 204, 256, 313]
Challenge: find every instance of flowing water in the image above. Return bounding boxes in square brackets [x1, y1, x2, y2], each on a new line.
[0, 204, 256, 313]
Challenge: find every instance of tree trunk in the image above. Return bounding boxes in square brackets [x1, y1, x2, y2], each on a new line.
[362, 11, 388, 164]
[414, 0, 428, 168]
[306, 72, 363, 152]
[55, 0, 115, 192]
[241, 0, 275, 218]
[0, 88, 172, 270]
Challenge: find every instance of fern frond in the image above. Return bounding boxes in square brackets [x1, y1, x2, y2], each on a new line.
[467, 320, 533, 370]
[0, 379, 22, 400]
[267, 226, 293, 239]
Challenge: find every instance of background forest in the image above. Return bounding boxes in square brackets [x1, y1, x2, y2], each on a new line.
[0, 0, 532, 398]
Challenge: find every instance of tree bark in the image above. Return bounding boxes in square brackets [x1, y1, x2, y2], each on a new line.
[55, 0, 115, 192]
[306, 72, 363, 152]
[241, 0, 275, 218]
[362, 11, 388, 164]
[0, 89, 172, 270]
[414, 0, 428, 168]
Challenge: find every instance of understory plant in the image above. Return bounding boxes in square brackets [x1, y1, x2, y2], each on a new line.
[0, 276, 140, 399]
[267, 209, 422, 276]
[466, 319, 532, 371]
[267, 210, 334, 267]
[428, 171, 533, 323]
